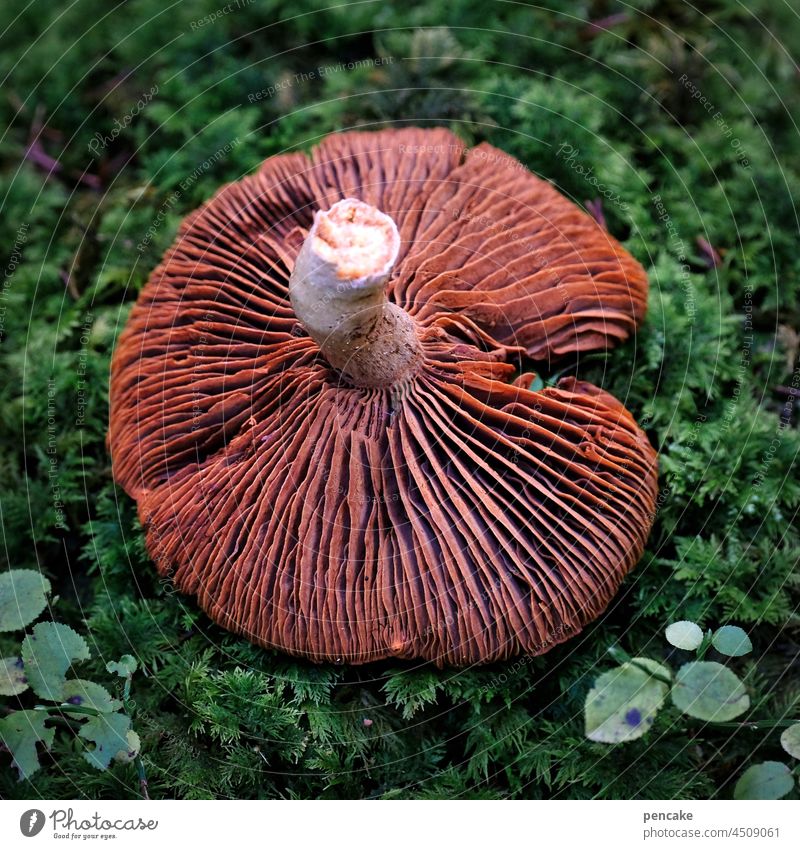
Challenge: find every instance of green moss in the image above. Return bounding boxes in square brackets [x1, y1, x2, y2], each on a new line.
[1, 0, 798, 799]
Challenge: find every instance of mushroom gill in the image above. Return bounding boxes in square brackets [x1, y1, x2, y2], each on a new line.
[108, 127, 657, 666]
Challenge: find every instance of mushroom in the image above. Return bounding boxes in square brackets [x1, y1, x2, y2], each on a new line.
[108, 128, 657, 666]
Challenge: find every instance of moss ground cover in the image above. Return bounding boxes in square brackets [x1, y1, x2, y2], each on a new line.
[1, 0, 798, 799]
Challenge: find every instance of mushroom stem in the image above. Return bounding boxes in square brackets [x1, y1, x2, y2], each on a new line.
[289, 198, 422, 389]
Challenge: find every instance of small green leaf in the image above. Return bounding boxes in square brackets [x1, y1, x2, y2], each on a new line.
[779, 724, 800, 760]
[0, 710, 55, 780]
[734, 762, 794, 800]
[0, 657, 28, 696]
[585, 658, 671, 743]
[114, 729, 141, 763]
[79, 713, 132, 770]
[106, 655, 137, 678]
[711, 626, 753, 657]
[0, 570, 51, 632]
[21, 622, 91, 701]
[61, 679, 122, 713]
[672, 661, 750, 721]
[665, 620, 704, 651]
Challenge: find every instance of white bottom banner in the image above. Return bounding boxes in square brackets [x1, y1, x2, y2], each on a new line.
[0, 800, 797, 848]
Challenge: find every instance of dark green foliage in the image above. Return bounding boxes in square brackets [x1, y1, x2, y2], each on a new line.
[0, 569, 141, 781]
[1, 0, 798, 799]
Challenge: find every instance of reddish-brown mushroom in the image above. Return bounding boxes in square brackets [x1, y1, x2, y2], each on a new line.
[108, 127, 657, 666]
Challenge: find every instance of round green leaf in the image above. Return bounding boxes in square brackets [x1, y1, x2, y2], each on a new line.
[0, 570, 51, 632]
[711, 626, 752, 657]
[79, 713, 132, 770]
[779, 724, 800, 760]
[62, 679, 122, 713]
[114, 729, 141, 763]
[672, 661, 750, 721]
[0, 657, 28, 696]
[21, 622, 91, 701]
[665, 620, 704, 651]
[734, 761, 794, 800]
[585, 658, 671, 743]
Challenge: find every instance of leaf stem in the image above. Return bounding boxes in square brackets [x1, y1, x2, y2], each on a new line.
[629, 659, 673, 686]
[695, 630, 713, 660]
[34, 703, 103, 717]
[120, 671, 149, 800]
[607, 644, 631, 663]
[136, 756, 150, 800]
[606, 645, 673, 685]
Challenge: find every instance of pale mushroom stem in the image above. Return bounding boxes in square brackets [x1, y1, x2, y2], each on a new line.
[289, 198, 423, 389]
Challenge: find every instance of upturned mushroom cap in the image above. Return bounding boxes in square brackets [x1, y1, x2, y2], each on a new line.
[108, 128, 657, 666]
